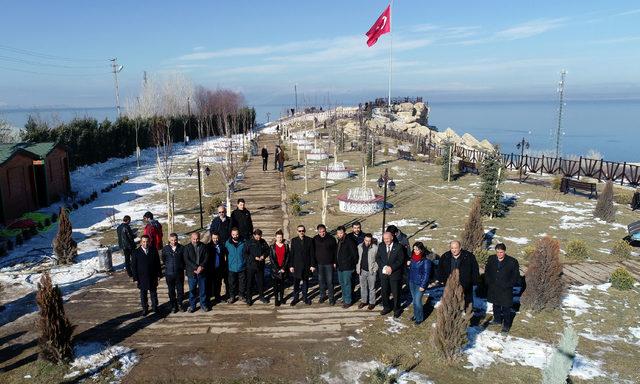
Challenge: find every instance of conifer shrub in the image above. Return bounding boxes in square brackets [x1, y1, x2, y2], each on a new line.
[522, 245, 536, 260]
[593, 180, 616, 222]
[440, 143, 453, 181]
[289, 193, 301, 205]
[432, 269, 472, 363]
[521, 236, 565, 311]
[610, 267, 635, 290]
[542, 326, 578, 384]
[291, 203, 302, 216]
[474, 248, 491, 267]
[551, 175, 563, 191]
[461, 198, 485, 253]
[565, 239, 589, 261]
[52, 208, 77, 265]
[36, 272, 75, 364]
[612, 187, 634, 205]
[285, 169, 295, 181]
[610, 239, 632, 260]
[479, 150, 507, 217]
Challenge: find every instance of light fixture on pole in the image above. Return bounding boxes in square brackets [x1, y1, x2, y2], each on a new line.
[516, 137, 530, 182]
[377, 168, 396, 235]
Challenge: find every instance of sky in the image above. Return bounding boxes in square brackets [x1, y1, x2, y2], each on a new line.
[1, 0, 639, 109]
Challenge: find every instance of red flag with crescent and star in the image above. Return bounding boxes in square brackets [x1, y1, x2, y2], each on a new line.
[365, 4, 391, 47]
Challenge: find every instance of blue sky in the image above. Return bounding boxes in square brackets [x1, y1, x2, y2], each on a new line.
[1, 0, 639, 108]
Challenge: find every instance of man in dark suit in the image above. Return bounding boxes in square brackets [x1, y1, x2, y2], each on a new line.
[162, 233, 185, 313]
[437, 240, 480, 309]
[375, 232, 405, 318]
[209, 232, 228, 304]
[131, 235, 162, 316]
[485, 243, 520, 333]
[231, 199, 254, 240]
[184, 232, 210, 312]
[289, 225, 316, 305]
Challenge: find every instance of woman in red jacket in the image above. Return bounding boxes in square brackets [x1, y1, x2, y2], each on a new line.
[269, 230, 290, 306]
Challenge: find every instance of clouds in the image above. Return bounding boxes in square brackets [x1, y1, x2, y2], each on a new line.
[494, 18, 566, 40]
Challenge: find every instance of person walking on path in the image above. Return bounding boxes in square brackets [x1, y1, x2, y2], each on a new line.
[209, 205, 232, 245]
[484, 243, 521, 334]
[289, 225, 316, 306]
[225, 228, 247, 304]
[357, 233, 378, 310]
[231, 199, 254, 241]
[261, 145, 269, 172]
[244, 229, 270, 305]
[269, 230, 290, 306]
[209, 232, 228, 304]
[376, 231, 405, 318]
[184, 232, 210, 312]
[117, 215, 136, 277]
[162, 233, 185, 313]
[276, 145, 285, 172]
[408, 242, 432, 325]
[131, 235, 162, 316]
[143, 211, 164, 252]
[437, 240, 480, 309]
[335, 226, 358, 308]
[273, 144, 281, 170]
[313, 224, 337, 305]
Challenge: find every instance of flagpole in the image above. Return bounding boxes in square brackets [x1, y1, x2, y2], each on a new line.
[388, 0, 393, 109]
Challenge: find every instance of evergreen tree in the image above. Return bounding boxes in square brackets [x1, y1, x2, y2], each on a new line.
[52, 208, 77, 265]
[480, 149, 507, 217]
[441, 142, 453, 181]
[36, 272, 75, 364]
[593, 180, 616, 222]
[432, 269, 473, 363]
[461, 197, 485, 252]
[521, 236, 565, 311]
[543, 326, 578, 384]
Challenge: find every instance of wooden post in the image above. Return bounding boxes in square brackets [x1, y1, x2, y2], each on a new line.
[447, 145, 452, 182]
[598, 159, 603, 182]
[577, 156, 582, 180]
[304, 154, 309, 194]
[622, 162, 627, 185]
[541, 155, 545, 175]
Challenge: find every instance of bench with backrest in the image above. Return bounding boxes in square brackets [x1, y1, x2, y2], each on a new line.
[560, 177, 598, 199]
[458, 160, 479, 174]
[397, 149, 414, 161]
[628, 220, 640, 244]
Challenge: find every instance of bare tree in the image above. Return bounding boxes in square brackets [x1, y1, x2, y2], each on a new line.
[0, 118, 16, 143]
[151, 115, 175, 234]
[126, 75, 158, 168]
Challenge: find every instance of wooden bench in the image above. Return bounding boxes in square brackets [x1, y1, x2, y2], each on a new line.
[628, 220, 640, 244]
[560, 177, 598, 199]
[397, 149, 414, 161]
[458, 160, 479, 174]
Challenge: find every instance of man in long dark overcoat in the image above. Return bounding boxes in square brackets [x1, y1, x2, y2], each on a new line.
[484, 243, 520, 333]
[131, 235, 162, 316]
[438, 240, 480, 308]
[289, 225, 316, 305]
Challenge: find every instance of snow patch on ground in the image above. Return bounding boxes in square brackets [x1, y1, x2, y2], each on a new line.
[384, 317, 407, 334]
[465, 327, 604, 380]
[562, 293, 592, 316]
[322, 361, 433, 384]
[64, 342, 138, 382]
[501, 236, 529, 245]
[386, 218, 422, 228]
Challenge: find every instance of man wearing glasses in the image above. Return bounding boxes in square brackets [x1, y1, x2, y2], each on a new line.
[209, 205, 232, 300]
[289, 225, 316, 306]
[209, 205, 232, 245]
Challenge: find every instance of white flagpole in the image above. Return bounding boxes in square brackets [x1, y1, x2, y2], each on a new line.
[388, 0, 393, 109]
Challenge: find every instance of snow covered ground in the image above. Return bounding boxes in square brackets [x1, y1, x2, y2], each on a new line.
[0, 131, 257, 327]
[64, 342, 138, 382]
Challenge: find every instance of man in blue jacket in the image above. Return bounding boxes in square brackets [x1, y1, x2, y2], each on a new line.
[225, 228, 247, 303]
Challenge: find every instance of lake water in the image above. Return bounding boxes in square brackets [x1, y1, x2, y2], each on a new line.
[2, 99, 638, 162]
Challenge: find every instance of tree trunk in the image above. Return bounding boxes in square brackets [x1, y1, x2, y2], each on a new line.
[165, 177, 174, 234]
[225, 184, 232, 214]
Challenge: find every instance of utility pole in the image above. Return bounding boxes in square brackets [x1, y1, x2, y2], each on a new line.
[294, 84, 298, 115]
[110, 58, 124, 116]
[266, 112, 271, 123]
[554, 70, 567, 158]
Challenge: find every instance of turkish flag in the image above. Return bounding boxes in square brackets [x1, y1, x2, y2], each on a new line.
[366, 5, 391, 47]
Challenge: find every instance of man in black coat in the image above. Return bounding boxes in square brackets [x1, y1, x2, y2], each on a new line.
[313, 224, 337, 305]
[131, 235, 162, 316]
[485, 243, 521, 333]
[244, 229, 270, 305]
[162, 233, 185, 313]
[376, 232, 405, 317]
[347, 221, 365, 245]
[336, 226, 359, 308]
[184, 232, 210, 312]
[289, 225, 316, 305]
[437, 240, 480, 309]
[209, 232, 228, 304]
[273, 145, 281, 170]
[209, 205, 232, 245]
[117, 215, 136, 277]
[231, 198, 254, 240]
[261, 145, 269, 172]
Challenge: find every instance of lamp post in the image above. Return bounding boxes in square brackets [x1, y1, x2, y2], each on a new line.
[189, 160, 212, 229]
[516, 137, 530, 182]
[377, 168, 396, 235]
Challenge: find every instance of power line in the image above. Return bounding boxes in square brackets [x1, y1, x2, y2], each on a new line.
[0, 43, 106, 62]
[0, 64, 111, 76]
[0, 55, 109, 69]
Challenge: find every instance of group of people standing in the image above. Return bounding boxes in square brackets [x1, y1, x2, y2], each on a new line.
[118, 203, 521, 332]
[261, 144, 285, 172]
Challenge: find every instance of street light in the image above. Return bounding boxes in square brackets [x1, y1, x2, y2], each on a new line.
[194, 160, 211, 229]
[377, 168, 397, 235]
[516, 137, 530, 182]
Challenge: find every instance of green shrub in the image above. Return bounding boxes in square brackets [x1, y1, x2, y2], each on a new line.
[474, 248, 490, 266]
[551, 176, 563, 191]
[565, 239, 589, 261]
[522, 245, 536, 260]
[610, 267, 635, 290]
[612, 188, 634, 205]
[291, 203, 302, 216]
[285, 168, 295, 181]
[206, 197, 224, 216]
[289, 193, 301, 205]
[434, 156, 444, 166]
[610, 239, 632, 260]
[383, 146, 389, 156]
